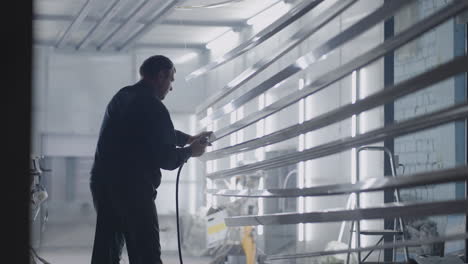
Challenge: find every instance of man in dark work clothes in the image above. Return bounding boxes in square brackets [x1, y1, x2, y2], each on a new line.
[90, 55, 212, 264]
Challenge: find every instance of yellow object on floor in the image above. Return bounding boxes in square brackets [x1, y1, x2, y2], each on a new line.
[241, 226, 256, 264]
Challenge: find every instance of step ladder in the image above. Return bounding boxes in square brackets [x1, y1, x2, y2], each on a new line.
[346, 146, 410, 264]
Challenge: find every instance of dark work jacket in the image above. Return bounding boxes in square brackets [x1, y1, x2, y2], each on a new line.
[90, 80, 192, 196]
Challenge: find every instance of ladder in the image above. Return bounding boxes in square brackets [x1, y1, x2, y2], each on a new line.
[346, 146, 410, 264]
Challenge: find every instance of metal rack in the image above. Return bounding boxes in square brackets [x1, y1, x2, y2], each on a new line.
[197, 0, 468, 262]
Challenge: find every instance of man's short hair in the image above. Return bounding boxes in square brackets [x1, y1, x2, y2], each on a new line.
[139, 55, 174, 79]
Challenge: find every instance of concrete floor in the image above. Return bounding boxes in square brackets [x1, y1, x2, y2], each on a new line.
[37, 248, 214, 264]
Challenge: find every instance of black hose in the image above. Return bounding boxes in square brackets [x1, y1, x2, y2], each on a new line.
[176, 163, 184, 264]
[176, 135, 210, 264]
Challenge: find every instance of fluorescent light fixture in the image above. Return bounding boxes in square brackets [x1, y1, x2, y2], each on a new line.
[258, 176, 264, 235]
[298, 161, 304, 188]
[298, 196, 304, 213]
[351, 71, 357, 104]
[352, 115, 357, 137]
[351, 70, 358, 184]
[299, 99, 304, 124]
[173, 52, 197, 64]
[298, 223, 304, 241]
[351, 148, 357, 184]
[247, 1, 290, 31]
[298, 134, 305, 152]
[206, 29, 239, 50]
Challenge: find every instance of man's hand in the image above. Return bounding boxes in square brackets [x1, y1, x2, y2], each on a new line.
[190, 138, 208, 157]
[188, 131, 213, 146]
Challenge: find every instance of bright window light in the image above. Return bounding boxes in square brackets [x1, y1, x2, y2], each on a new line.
[351, 70, 358, 184]
[206, 29, 239, 51]
[247, 1, 290, 31]
[173, 52, 197, 64]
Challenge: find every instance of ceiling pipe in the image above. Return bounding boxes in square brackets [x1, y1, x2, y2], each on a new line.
[76, 0, 126, 50]
[35, 14, 246, 28]
[97, 0, 152, 50]
[36, 40, 207, 51]
[117, 0, 179, 51]
[55, 0, 94, 48]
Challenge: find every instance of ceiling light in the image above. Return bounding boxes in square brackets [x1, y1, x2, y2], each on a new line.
[173, 52, 198, 64]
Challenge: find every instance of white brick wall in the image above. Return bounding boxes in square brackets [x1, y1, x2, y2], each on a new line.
[393, 0, 460, 256]
[394, 0, 456, 192]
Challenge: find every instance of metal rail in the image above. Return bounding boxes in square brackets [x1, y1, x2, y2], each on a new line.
[202, 55, 468, 160]
[207, 102, 468, 179]
[224, 199, 468, 226]
[206, 166, 468, 197]
[196, 0, 414, 121]
[192, 0, 353, 114]
[202, 1, 468, 141]
[263, 233, 468, 262]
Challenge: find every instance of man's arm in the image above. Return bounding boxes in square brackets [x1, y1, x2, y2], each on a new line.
[175, 130, 190, 147]
[140, 98, 192, 171]
[156, 144, 192, 170]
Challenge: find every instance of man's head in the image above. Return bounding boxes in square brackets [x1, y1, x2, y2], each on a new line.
[139, 55, 176, 100]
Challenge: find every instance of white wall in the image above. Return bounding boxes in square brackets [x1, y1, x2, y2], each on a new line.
[32, 47, 208, 157]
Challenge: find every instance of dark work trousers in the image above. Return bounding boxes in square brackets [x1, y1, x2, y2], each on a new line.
[90, 181, 163, 264]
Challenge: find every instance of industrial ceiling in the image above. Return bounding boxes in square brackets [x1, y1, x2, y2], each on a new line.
[33, 0, 284, 52]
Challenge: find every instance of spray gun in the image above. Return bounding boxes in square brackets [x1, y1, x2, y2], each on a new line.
[199, 132, 215, 145]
